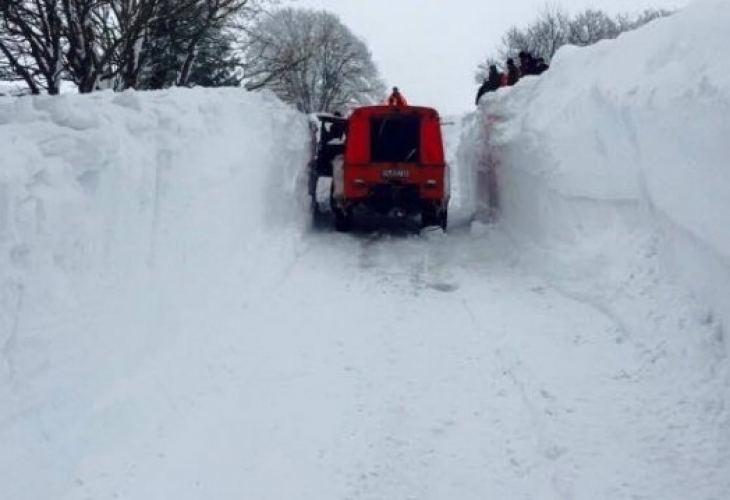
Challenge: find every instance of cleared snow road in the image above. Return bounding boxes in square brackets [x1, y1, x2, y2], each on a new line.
[6, 221, 720, 500]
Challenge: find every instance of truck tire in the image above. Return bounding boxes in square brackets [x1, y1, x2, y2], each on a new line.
[311, 198, 328, 228]
[334, 207, 353, 232]
[422, 205, 448, 231]
[421, 205, 438, 228]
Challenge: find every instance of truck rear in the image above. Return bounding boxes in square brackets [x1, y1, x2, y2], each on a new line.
[331, 105, 450, 231]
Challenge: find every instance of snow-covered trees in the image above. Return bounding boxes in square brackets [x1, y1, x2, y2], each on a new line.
[475, 6, 673, 82]
[243, 8, 386, 113]
[0, 0, 270, 93]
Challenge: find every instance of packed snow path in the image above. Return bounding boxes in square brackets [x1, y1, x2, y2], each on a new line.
[3, 218, 727, 500]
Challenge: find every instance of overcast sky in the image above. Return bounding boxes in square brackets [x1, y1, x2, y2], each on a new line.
[290, 0, 693, 115]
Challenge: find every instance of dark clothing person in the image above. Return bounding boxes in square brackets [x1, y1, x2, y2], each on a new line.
[329, 110, 345, 140]
[475, 82, 488, 105]
[326, 121, 345, 143]
[505, 58, 519, 86]
[518, 51, 538, 77]
[475, 65, 503, 105]
[534, 57, 549, 75]
[488, 65, 503, 87]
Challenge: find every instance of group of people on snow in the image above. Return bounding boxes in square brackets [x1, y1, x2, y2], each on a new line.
[475, 51, 549, 105]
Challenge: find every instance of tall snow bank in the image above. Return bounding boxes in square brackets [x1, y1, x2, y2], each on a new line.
[459, 0, 730, 338]
[0, 87, 310, 342]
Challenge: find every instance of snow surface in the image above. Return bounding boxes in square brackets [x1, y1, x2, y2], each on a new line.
[1, 0, 729, 498]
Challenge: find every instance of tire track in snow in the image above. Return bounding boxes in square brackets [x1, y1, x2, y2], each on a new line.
[1, 282, 24, 381]
[355, 230, 459, 297]
[323, 229, 575, 499]
[460, 297, 574, 500]
[340, 309, 457, 500]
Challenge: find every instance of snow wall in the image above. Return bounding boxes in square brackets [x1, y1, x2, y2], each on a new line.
[459, 0, 730, 345]
[0, 88, 310, 338]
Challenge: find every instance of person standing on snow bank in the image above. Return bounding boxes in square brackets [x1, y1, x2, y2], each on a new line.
[518, 51, 538, 77]
[475, 64, 503, 105]
[534, 57, 549, 75]
[503, 58, 519, 86]
[387, 86, 408, 106]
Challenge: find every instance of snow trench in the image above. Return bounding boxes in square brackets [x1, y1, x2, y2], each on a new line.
[459, 0, 730, 352]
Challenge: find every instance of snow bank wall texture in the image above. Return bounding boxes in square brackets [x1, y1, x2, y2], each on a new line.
[0, 88, 309, 336]
[464, 0, 730, 335]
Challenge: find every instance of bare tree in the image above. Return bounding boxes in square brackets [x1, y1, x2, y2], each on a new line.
[568, 9, 620, 46]
[175, 1, 245, 86]
[61, 0, 119, 93]
[243, 8, 386, 113]
[475, 4, 675, 83]
[0, 0, 64, 94]
[526, 5, 570, 60]
[1, 0, 272, 94]
[496, 5, 570, 62]
[616, 8, 673, 32]
[104, 0, 269, 90]
[240, 8, 308, 93]
[475, 6, 569, 83]
[0, 0, 159, 93]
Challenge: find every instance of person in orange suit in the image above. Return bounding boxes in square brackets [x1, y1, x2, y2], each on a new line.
[387, 86, 408, 106]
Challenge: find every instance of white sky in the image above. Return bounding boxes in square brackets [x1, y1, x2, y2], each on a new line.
[291, 0, 693, 115]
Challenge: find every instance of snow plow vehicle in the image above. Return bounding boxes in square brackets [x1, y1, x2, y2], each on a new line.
[308, 105, 450, 232]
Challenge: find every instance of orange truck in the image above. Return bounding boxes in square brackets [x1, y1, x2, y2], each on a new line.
[323, 105, 449, 232]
